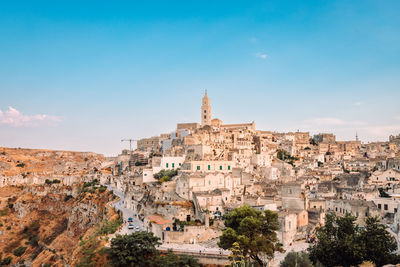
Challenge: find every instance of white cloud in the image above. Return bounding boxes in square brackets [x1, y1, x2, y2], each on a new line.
[304, 117, 366, 126]
[255, 52, 268, 59]
[0, 106, 62, 127]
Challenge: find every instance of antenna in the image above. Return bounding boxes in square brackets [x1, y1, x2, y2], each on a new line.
[356, 132, 359, 141]
[121, 139, 138, 154]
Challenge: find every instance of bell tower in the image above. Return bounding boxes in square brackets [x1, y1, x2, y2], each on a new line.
[201, 90, 211, 126]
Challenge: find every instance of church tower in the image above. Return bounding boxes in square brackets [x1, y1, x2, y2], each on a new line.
[201, 90, 211, 126]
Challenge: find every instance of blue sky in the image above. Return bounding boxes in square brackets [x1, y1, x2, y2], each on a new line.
[0, 0, 399, 155]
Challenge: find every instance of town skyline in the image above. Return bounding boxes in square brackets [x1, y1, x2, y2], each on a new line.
[1, 1, 399, 155]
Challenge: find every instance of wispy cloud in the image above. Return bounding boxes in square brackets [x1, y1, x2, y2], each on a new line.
[255, 52, 268, 59]
[353, 101, 362, 106]
[304, 117, 366, 126]
[0, 106, 62, 127]
[250, 37, 258, 43]
[300, 117, 400, 142]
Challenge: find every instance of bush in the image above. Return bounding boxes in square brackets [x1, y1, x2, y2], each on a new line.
[1, 256, 12, 265]
[159, 176, 172, 184]
[45, 179, 60, 185]
[153, 169, 178, 180]
[6, 226, 11, 230]
[281, 252, 313, 267]
[16, 163, 25, 168]
[98, 186, 107, 193]
[64, 195, 73, 202]
[13, 246, 27, 257]
[97, 218, 122, 235]
[0, 209, 8, 216]
[0, 151, 6, 155]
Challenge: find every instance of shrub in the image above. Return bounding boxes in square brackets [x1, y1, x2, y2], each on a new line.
[6, 226, 11, 230]
[1, 256, 12, 265]
[159, 176, 172, 184]
[13, 246, 27, 257]
[0, 151, 6, 155]
[98, 186, 107, 193]
[281, 252, 313, 267]
[64, 195, 73, 202]
[0, 209, 8, 216]
[97, 218, 123, 235]
[16, 163, 25, 168]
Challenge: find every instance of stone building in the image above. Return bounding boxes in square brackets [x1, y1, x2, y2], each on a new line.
[201, 91, 211, 126]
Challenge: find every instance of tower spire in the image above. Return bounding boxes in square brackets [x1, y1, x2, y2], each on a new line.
[201, 90, 211, 126]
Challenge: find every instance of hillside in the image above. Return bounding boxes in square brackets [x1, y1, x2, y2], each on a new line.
[0, 147, 119, 266]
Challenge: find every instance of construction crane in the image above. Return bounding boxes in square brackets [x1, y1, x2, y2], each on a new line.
[121, 139, 138, 153]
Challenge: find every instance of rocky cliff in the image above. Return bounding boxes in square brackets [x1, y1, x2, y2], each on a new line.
[0, 147, 118, 266]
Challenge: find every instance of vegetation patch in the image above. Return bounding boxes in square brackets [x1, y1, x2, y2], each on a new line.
[154, 169, 178, 184]
[45, 179, 61, 185]
[97, 218, 122, 235]
[13, 246, 27, 257]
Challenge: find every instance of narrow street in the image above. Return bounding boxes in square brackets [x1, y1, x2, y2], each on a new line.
[106, 185, 144, 235]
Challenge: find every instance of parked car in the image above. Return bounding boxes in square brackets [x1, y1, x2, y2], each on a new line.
[128, 217, 133, 222]
[128, 223, 134, 229]
[135, 226, 140, 231]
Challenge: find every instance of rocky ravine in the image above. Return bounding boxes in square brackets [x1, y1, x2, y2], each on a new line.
[0, 147, 117, 266]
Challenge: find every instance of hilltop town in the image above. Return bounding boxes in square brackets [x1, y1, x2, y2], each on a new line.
[1, 92, 400, 266]
[104, 92, 400, 261]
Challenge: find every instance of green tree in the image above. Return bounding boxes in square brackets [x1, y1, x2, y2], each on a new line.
[361, 216, 398, 266]
[152, 250, 199, 267]
[308, 213, 364, 267]
[218, 205, 283, 266]
[280, 252, 313, 267]
[107, 232, 161, 267]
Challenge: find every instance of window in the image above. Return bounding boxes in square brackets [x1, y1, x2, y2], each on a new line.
[314, 205, 316, 209]
[356, 212, 359, 217]
[208, 165, 211, 170]
[220, 166, 222, 170]
[288, 221, 291, 229]
[166, 163, 169, 168]
[144, 173, 147, 176]
[179, 163, 181, 166]
[384, 204, 388, 211]
[197, 166, 200, 171]
[395, 208, 398, 213]
[228, 165, 231, 170]
[204, 110, 207, 113]
[336, 207, 338, 212]
[172, 163, 175, 168]
[378, 204, 382, 209]
[204, 115, 207, 119]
